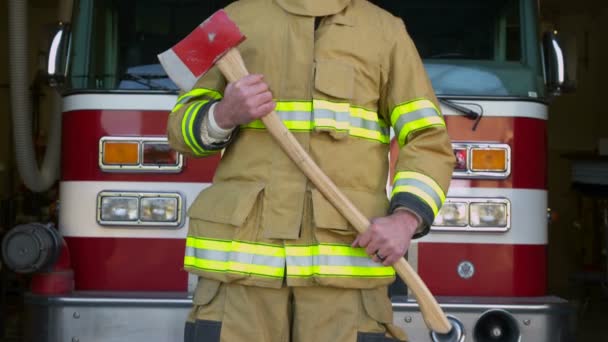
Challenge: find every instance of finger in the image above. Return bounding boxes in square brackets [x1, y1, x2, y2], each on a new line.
[365, 239, 380, 257]
[238, 74, 265, 86]
[383, 253, 399, 266]
[252, 100, 276, 118]
[243, 81, 270, 97]
[253, 91, 274, 106]
[351, 236, 360, 247]
[246, 91, 273, 110]
[356, 230, 373, 248]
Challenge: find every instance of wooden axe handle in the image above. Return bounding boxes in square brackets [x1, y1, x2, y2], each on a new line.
[216, 48, 451, 334]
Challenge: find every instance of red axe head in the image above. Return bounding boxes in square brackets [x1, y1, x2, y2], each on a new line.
[158, 10, 246, 91]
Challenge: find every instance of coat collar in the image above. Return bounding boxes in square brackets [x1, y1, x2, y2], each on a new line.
[275, 0, 351, 17]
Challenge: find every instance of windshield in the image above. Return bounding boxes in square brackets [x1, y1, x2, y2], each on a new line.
[69, 0, 544, 98]
[68, 0, 233, 91]
[373, 0, 544, 98]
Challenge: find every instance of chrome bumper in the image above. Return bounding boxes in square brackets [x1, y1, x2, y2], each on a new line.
[25, 292, 575, 342]
[391, 296, 575, 341]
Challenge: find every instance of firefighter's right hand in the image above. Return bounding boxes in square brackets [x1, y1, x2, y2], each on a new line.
[213, 74, 276, 129]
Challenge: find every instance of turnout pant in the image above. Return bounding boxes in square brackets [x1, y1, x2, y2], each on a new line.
[184, 279, 408, 342]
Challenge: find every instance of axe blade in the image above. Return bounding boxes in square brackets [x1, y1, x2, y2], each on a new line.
[158, 9, 246, 91]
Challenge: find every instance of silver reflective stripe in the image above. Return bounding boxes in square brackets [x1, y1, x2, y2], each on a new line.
[314, 109, 350, 122]
[394, 107, 440, 135]
[286, 255, 381, 268]
[185, 247, 285, 268]
[276, 111, 312, 121]
[349, 116, 389, 135]
[393, 178, 443, 208]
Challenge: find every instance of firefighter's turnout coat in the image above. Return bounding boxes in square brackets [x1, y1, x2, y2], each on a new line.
[167, 0, 455, 289]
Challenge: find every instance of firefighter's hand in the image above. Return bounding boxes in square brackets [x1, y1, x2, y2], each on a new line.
[214, 74, 276, 129]
[351, 210, 420, 266]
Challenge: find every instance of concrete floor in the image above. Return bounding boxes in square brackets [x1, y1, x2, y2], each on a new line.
[573, 286, 608, 340]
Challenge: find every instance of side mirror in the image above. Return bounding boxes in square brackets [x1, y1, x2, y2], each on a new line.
[47, 22, 71, 88]
[542, 31, 576, 96]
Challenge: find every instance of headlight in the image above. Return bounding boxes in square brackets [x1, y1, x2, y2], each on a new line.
[100, 196, 138, 221]
[433, 202, 468, 227]
[97, 191, 183, 227]
[140, 197, 178, 223]
[432, 198, 511, 232]
[470, 202, 508, 228]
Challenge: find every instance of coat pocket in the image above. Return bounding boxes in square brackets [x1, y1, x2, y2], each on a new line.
[314, 59, 355, 100]
[360, 287, 408, 341]
[192, 277, 222, 306]
[313, 60, 355, 140]
[311, 188, 389, 231]
[188, 181, 265, 227]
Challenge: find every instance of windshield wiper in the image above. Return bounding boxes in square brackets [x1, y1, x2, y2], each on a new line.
[122, 73, 175, 91]
[439, 98, 483, 131]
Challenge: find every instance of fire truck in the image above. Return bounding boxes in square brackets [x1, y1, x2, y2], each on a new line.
[2, 0, 576, 341]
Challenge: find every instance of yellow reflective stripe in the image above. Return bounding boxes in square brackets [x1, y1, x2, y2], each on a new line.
[392, 185, 440, 215]
[394, 171, 446, 203]
[185, 237, 285, 278]
[173, 88, 222, 113]
[351, 106, 386, 126]
[243, 119, 315, 131]
[275, 101, 312, 112]
[242, 101, 388, 143]
[349, 127, 390, 143]
[187, 102, 207, 154]
[184, 256, 284, 278]
[396, 115, 445, 146]
[287, 265, 394, 277]
[186, 236, 230, 251]
[181, 101, 206, 155]
[285, 244, 369, 257]
[391, 99, 445, 146]
[176, 88, 222, 103]
[173, 103, 185, 113]
[390, 99, 438, 126]
[186, 237, 285, 257]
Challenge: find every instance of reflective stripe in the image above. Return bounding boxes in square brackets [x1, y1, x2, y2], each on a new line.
[173, 88, 222, 112]
[183, 237, 394, 279]
[184, 256, 285, 278]
[391, 99, 445, 146]
[181, 101, 206, 155]
[285, 244, 394, 278]
[184, 237, 285, 278]
[242, 100, 389, 144]
[287, 265, 395, 277]
[391, 171, 446, 215]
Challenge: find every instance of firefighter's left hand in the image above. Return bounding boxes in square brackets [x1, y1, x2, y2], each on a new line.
[351, 210, 420, 266]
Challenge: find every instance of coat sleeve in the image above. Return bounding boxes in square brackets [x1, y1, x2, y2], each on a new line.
[166, 66, 238, 157]
[382, 18, 455, 238]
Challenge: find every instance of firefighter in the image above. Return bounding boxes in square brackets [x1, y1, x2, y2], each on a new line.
[167, 0, 454, 340]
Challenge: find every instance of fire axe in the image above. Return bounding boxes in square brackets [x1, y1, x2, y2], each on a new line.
[158, 10, 463, 341]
